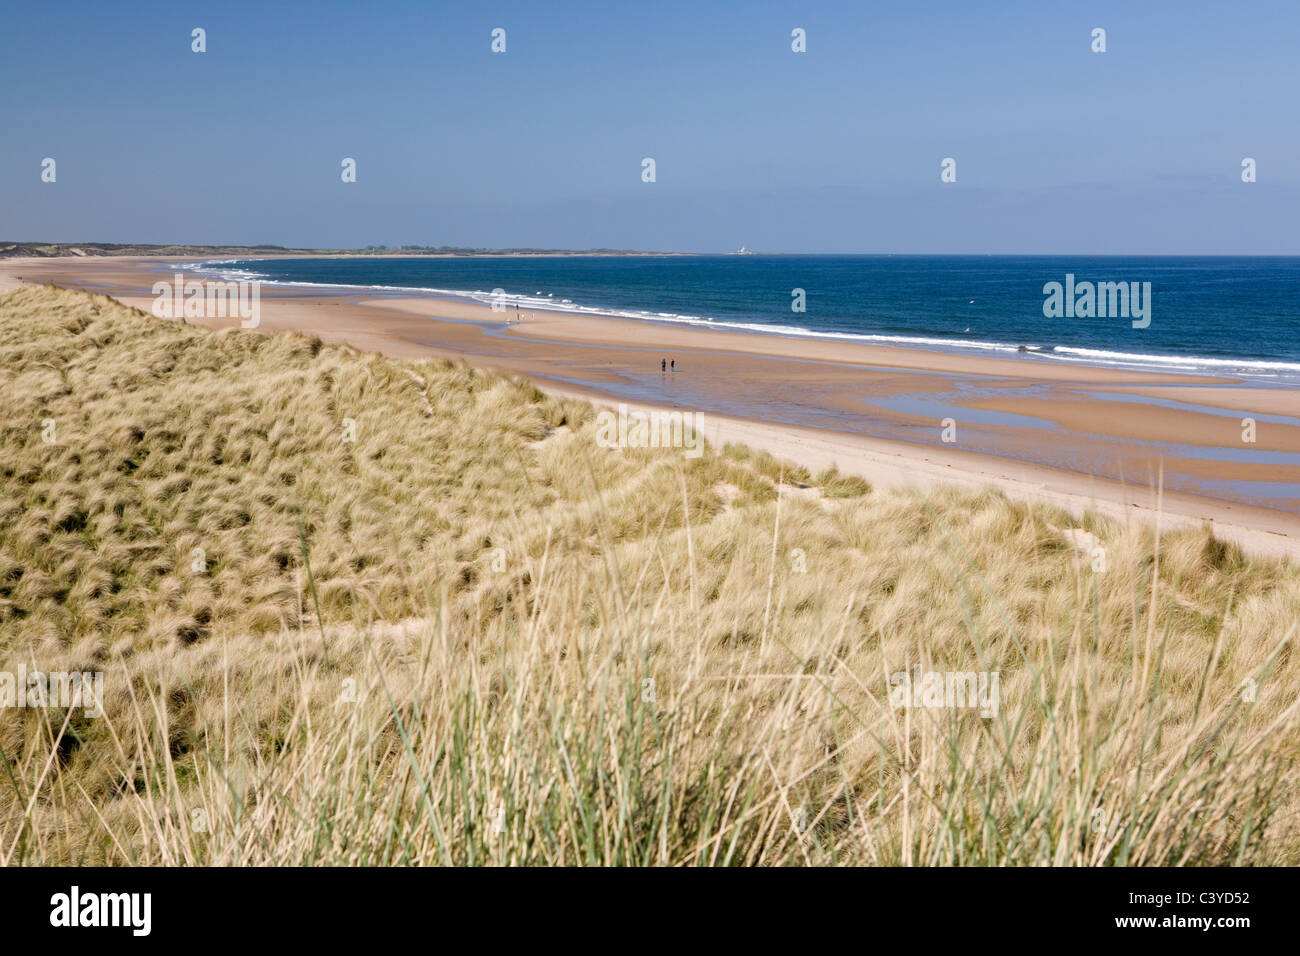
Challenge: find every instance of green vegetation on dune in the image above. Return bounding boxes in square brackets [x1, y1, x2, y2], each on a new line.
[0, 285, 1297, 865]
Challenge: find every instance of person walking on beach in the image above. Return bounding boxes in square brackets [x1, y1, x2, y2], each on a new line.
[670, 360, 675, 371]
[661, 358, 666, 372]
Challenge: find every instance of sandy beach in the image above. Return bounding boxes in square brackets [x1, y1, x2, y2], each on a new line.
[5, 253, 1300, 559]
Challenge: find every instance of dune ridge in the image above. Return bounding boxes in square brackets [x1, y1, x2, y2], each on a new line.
[2, 285, 1298, 865]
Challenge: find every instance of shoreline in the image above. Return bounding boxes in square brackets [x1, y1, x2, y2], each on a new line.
[188, 255, 1300, 383]
[4, 253, 1300, 560]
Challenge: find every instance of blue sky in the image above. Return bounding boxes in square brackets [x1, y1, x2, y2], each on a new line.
[1, 0, 1296, 253]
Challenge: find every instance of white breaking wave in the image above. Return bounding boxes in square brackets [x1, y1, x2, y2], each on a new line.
[1047, 346, 1300, 375]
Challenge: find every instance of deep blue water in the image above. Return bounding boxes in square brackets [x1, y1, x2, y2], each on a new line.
[192, 255, 1300, 381]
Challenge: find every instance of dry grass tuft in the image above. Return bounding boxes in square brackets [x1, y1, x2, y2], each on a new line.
[1, 285, 1297, 865]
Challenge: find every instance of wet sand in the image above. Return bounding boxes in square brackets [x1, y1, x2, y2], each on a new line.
[4, 254, 1299, 559]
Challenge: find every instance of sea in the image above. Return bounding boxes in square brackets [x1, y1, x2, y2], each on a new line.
[189, 255, 1300, 384]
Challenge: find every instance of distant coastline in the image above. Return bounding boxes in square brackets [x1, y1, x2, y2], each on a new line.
[0, 241, 694, 260]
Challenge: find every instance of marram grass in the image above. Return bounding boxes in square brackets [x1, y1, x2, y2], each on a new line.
[0, 285, 1297, 865]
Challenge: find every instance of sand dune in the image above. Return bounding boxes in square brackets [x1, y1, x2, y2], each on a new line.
[4, 254, 1297, 559]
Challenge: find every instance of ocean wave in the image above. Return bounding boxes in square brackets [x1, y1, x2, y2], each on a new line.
[1046, 346, 1300, 375]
